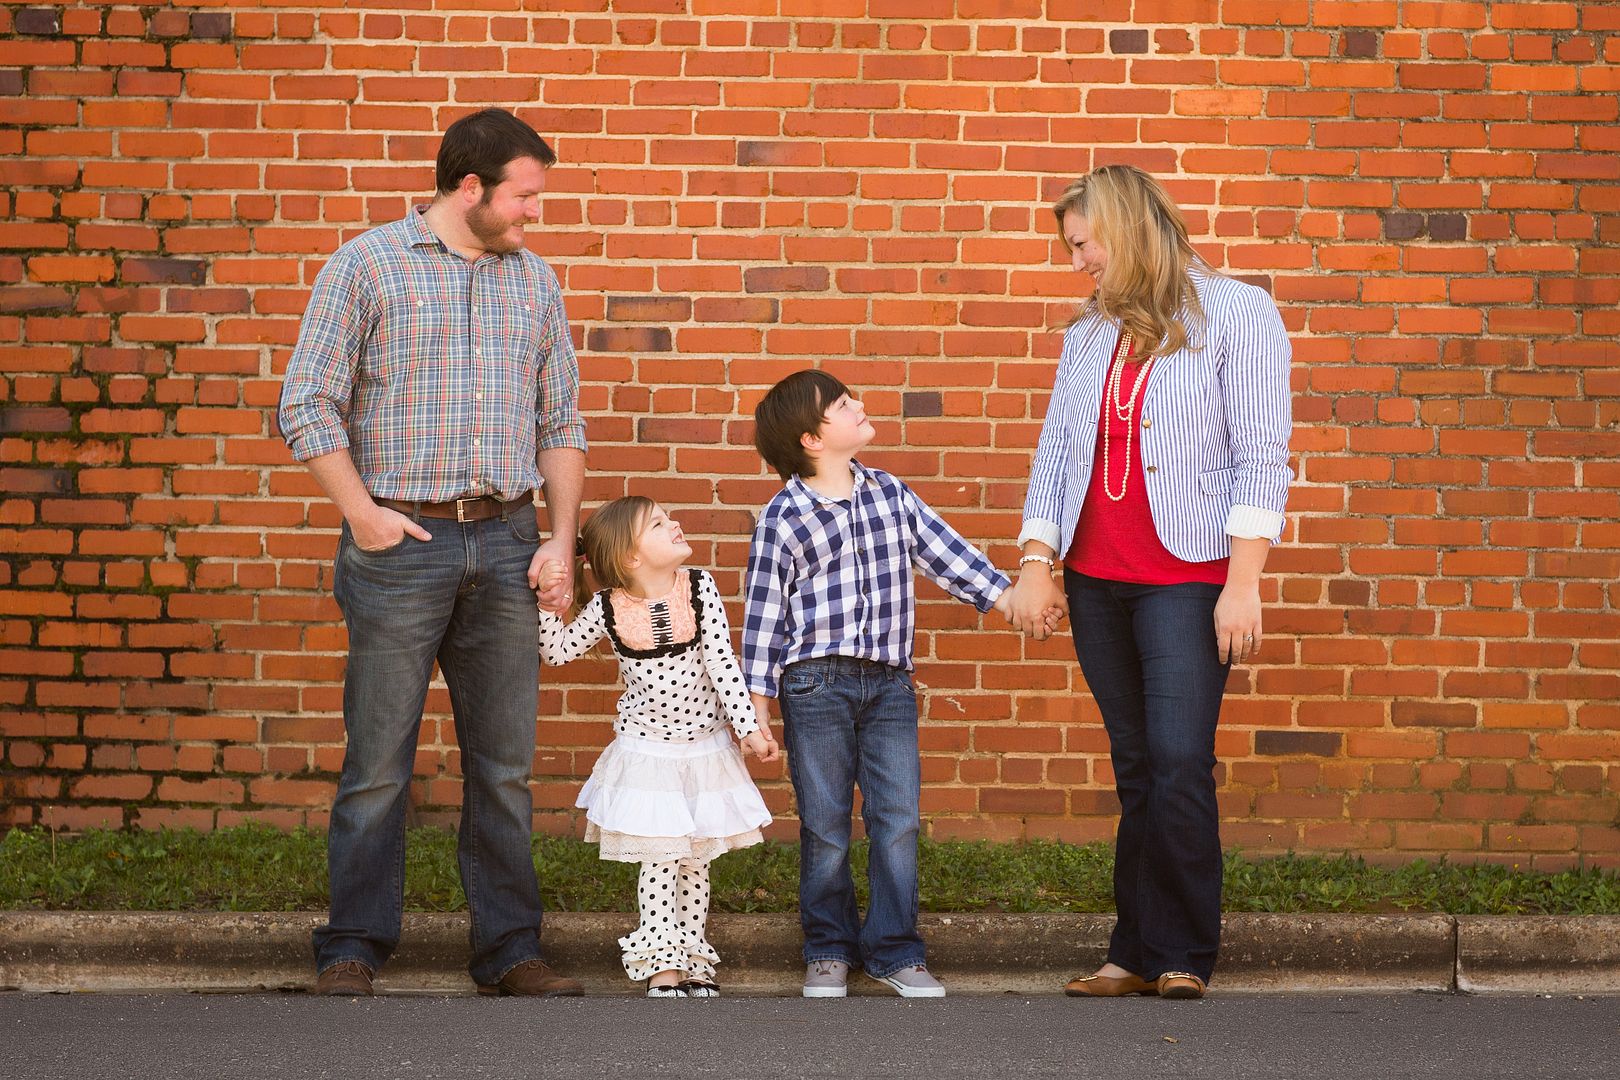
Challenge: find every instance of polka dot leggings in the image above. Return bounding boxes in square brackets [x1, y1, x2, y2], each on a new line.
[618, 858, 720, 982]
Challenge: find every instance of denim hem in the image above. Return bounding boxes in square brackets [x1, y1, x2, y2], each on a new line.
[481, 951, 548, 986]
[866, 956, 928, 979]
[804, 952, 857, 966]
[317, 956, 375, 976]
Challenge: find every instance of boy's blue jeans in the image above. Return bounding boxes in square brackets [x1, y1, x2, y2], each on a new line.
[312, 514, 546, 987]
[780, 656, 925, 979]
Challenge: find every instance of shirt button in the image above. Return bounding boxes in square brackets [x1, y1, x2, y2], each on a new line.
[1142, 418, 1152, 429]
[475, 392, 484, 400]
[1145, 465, 1158, 473]
[473, 438, 481, 447]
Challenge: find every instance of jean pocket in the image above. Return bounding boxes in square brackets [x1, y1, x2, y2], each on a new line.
[347, 534, 408, 557]
[782, 671, 827, 699]
[506, 513, 541, 545]
[892, 671, 918, 698]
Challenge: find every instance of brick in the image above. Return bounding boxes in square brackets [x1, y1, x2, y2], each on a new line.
[1, 5, 1613, 861]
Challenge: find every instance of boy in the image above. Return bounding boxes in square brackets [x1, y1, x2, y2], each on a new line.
[742, 369, 1014, 998]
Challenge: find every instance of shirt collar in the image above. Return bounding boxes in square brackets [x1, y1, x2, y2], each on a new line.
[403, 204, 516, 264]
[405, 205, 444, 249]
[784, 459, 872, 514]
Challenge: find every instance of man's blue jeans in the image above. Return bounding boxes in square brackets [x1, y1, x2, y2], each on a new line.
[313, 512, 545, 986]
[780, 656, 925, 979]
[1065, 571, 1230, 985]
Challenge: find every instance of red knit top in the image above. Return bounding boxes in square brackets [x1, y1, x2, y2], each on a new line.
[1065, 332, 1231, 586]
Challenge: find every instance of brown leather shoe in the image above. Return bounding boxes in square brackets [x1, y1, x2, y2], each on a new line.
[477, 959, 584, 998]
[314, 960, 374, 996]
[1064, 971, 1157, 997]
[1156, 971, 1207, 999]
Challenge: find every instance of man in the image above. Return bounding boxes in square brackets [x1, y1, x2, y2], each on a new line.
[278, 108, 586, 997]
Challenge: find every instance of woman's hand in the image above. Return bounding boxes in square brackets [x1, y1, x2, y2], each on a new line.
[1213, 580, 1262, 664]
[1001, 571, 1069, 641]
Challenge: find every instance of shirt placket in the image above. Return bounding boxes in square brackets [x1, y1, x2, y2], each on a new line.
[467, 257, 490, 498]
[850, 481, 869, 644]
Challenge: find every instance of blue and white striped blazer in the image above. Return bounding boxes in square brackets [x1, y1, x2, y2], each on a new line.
[1019, 268, 1293, 564]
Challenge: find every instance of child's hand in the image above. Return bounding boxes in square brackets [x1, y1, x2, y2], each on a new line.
[1040, 604, 1067, 634]
[534, 560, 569, 606]
[740, 728, 780, 764]
[992, 590, 1015, 622]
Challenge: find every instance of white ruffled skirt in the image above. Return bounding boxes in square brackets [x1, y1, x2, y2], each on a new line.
[577, 729, 772, 864]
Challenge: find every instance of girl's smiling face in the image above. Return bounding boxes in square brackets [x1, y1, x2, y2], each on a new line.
[631, 503, 691, 572]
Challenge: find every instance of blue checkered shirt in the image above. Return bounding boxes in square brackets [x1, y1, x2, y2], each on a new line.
[741, 461, 1010, 698]
[277, 208, 587, 502]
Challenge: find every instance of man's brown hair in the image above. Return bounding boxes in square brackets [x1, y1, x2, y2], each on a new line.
[753, 369, 851, 481]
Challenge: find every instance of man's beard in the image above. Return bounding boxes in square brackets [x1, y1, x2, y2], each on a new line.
[467, 200, 524, 254]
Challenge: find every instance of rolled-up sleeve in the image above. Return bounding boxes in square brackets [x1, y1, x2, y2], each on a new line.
[534, 266, 588, 454]
[277, 251, 372, 463]
[1219, 285, 1294, 542]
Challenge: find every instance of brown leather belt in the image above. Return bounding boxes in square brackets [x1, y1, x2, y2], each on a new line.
[376, 490, 537, 523]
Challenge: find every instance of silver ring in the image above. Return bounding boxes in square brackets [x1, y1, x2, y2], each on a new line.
[1243, 634, 1254, 641]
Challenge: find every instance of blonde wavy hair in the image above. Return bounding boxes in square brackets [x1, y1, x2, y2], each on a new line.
[1053, 165, 1212, 357]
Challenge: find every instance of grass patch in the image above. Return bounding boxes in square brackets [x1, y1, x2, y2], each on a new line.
[2, 825, 1618, 916]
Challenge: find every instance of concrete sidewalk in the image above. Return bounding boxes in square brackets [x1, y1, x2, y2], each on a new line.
[3, 911, 1616, 995]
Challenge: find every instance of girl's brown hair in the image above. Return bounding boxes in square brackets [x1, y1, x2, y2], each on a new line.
[567, 496, 655, 617]
[1053, 164, 1212, 357]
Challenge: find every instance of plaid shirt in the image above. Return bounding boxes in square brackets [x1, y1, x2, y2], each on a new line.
[741, 461, 1010, 698]
[277, 208, 587, 502]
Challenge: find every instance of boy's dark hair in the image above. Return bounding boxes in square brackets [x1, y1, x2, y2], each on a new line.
[754, 369, 851, 481]
[436, 108, 557, 197]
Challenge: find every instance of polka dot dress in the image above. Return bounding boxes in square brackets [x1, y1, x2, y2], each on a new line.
[539, 568, 759, 745]
[539, 567, 772, 983]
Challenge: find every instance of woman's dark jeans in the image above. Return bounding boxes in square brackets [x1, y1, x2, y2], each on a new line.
[1066, 570, 1230, 984]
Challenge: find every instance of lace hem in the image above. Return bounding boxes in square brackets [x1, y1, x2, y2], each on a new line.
[587, 824, 765, 864]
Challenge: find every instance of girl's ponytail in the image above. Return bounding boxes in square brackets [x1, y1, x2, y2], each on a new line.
[569, 534, 592, 619]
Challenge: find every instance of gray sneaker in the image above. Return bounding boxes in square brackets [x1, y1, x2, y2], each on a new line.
[803, 960, 850, 998]
[875, 964, 946, 998]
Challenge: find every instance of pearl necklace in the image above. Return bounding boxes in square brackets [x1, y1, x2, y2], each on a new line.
[1101, 329, 1153, 502]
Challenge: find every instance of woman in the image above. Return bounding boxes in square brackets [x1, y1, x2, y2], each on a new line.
[1003, 165, 1292, 1000]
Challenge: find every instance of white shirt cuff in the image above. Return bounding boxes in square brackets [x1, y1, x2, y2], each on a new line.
[1017, 518, 1063, 554]
[1226, 504, 1285, 542]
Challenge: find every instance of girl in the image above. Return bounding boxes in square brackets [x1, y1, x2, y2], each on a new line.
[537, 496, 779, 998]
[1004, 165, 1293, 1000]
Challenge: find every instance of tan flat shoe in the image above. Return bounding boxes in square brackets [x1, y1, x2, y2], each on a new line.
[1064, 972, 1158, 997]
[1155, 971, 1206, 999]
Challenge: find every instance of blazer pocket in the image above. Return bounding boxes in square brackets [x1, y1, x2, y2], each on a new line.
[1074, 417, 1099, 468]
[1198, 467, 1236, 495]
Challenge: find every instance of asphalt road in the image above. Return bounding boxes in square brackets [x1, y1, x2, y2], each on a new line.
[1, 992, 1614, 1080]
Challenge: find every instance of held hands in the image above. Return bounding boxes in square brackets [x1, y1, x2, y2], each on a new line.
[741, 693, 781, 763]
[533, 559, 569, 609]
[351, 504, 432, 553]
[999, 573, 1069, 641]
[739, 727, 780, 764]
[528, 538, 575, 614]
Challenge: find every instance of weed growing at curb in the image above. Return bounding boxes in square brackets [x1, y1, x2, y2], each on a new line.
[2, 825, 1617, 915]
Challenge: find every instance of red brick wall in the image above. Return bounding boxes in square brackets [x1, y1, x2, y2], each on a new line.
[3, 2, 1618, 868]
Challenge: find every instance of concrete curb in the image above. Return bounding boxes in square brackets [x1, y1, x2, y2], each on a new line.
[2, 912, 1616, 995]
